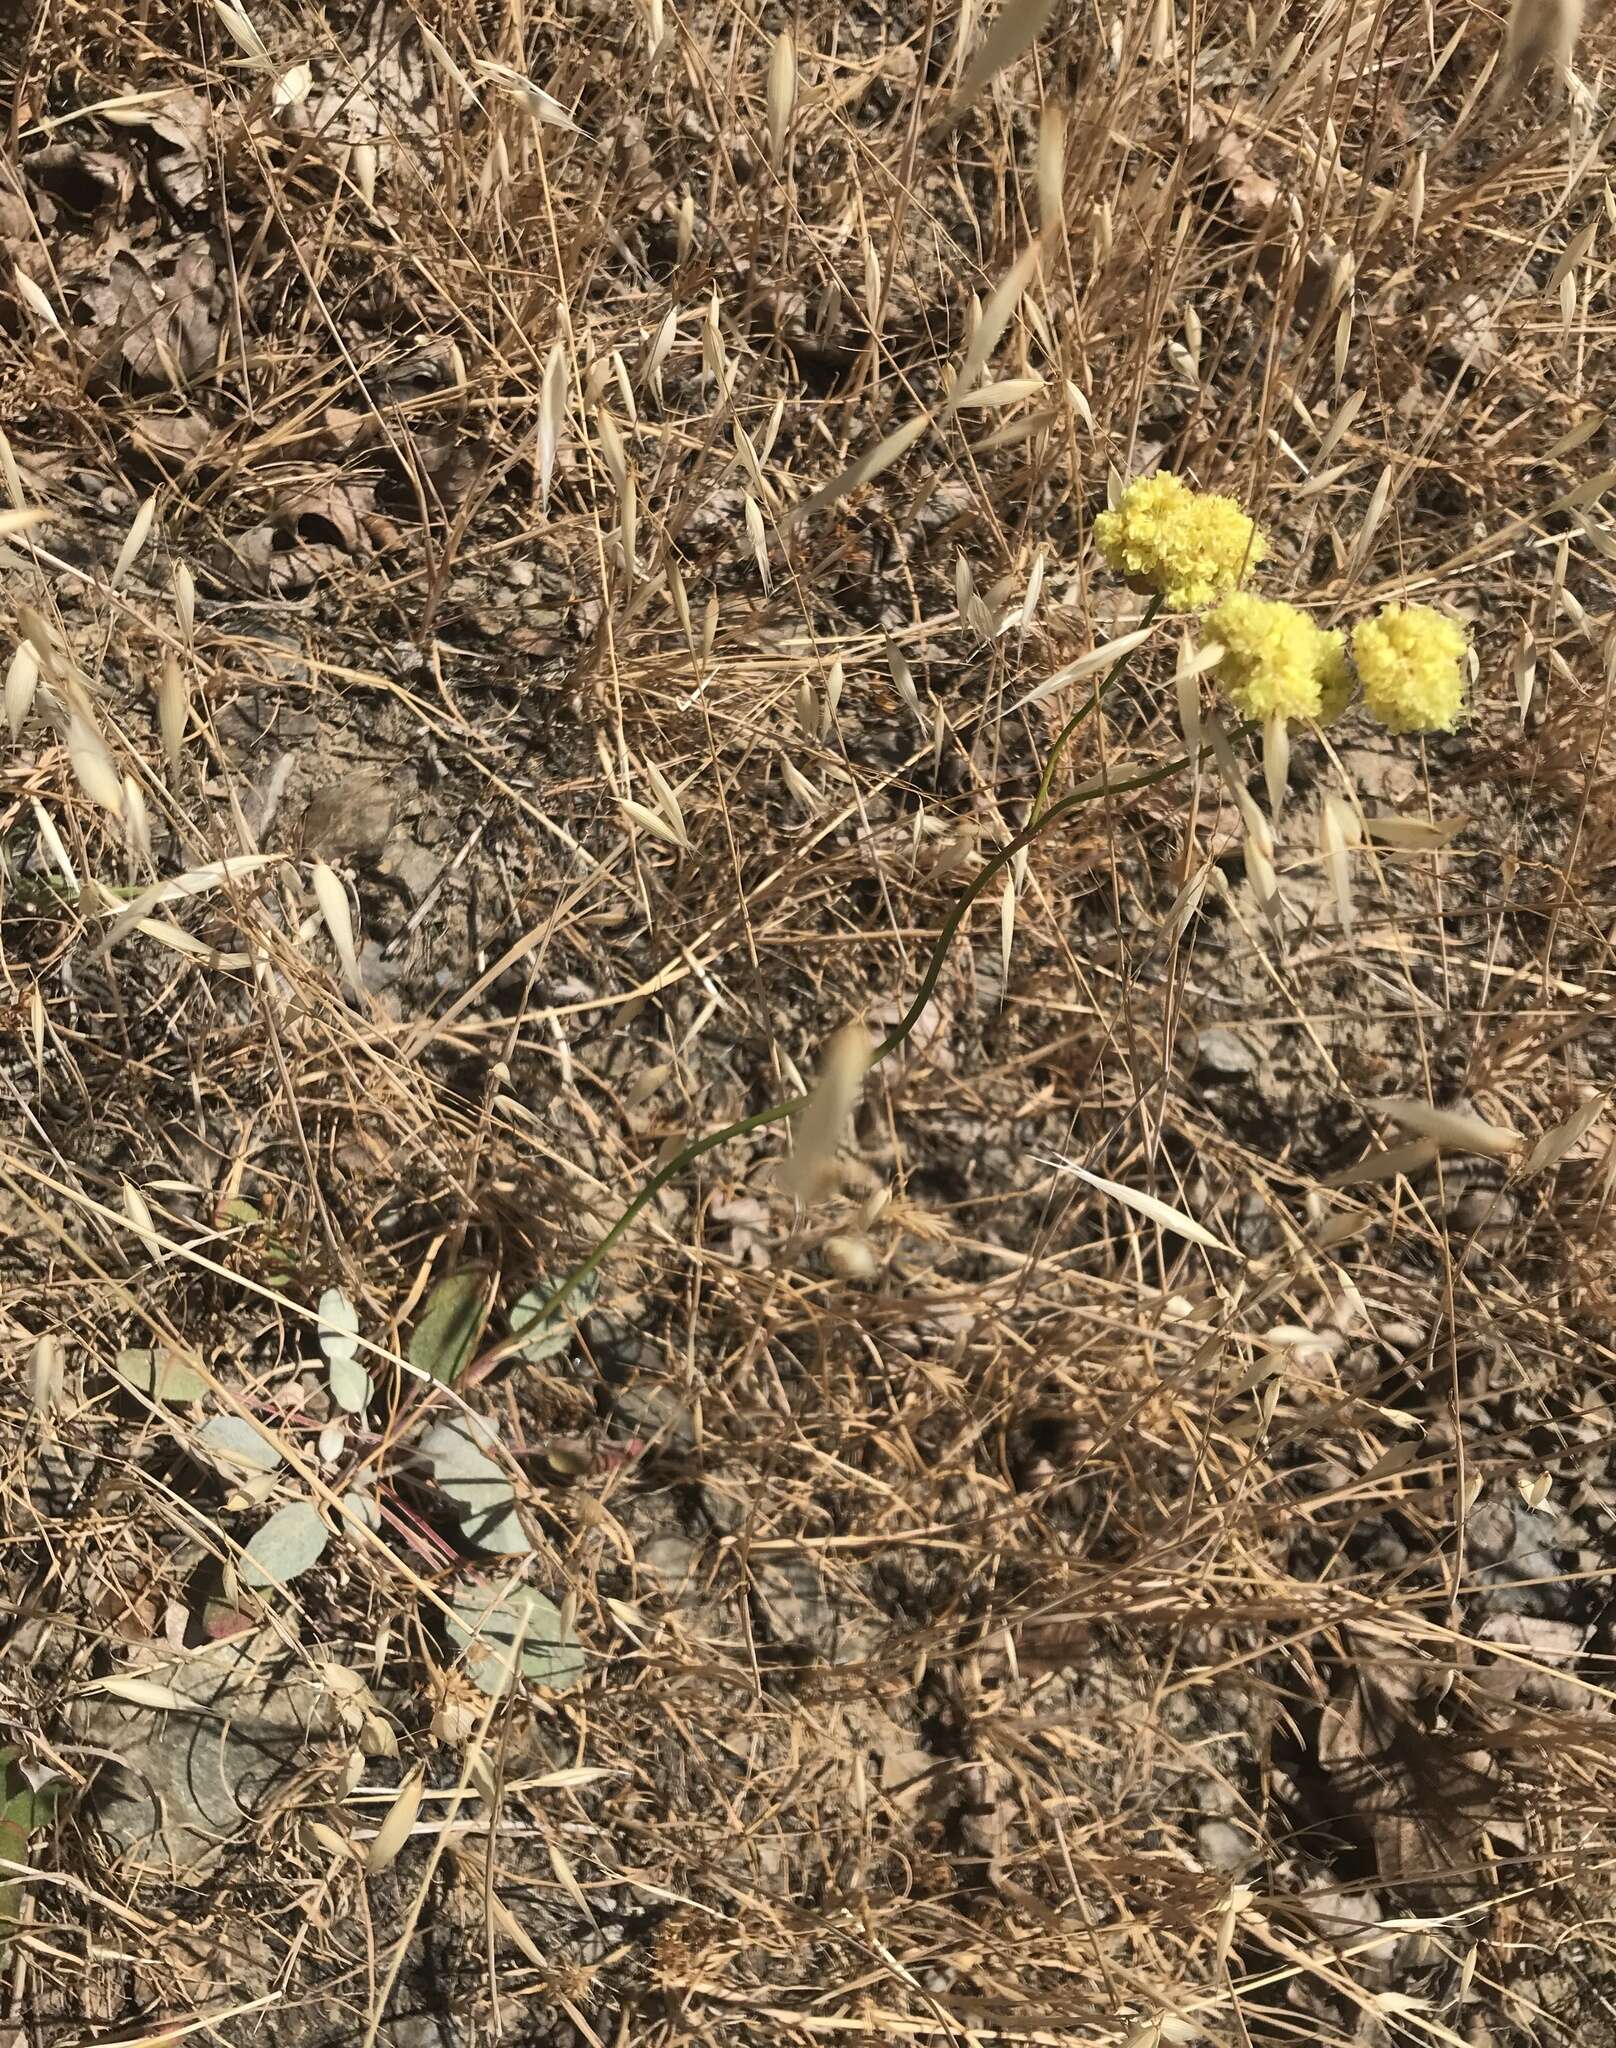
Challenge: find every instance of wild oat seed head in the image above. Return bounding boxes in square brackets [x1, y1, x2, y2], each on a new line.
[1208, 593, 1342, 723]
[1094, 472, 1265, 611]
[1354, 604, 1469, 733]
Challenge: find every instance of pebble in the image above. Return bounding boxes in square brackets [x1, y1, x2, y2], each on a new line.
[1302, 1884, 1384, 1941]
[610, 1381, 695, 1449]
[1195, 1026, 1258, 1079]
[1195, 1819, 1254, 1872]
[300, 768, 398, 859]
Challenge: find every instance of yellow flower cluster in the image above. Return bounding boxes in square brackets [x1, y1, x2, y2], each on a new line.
[1094, 475, 1471, 733]
[1206, 594, 1349, 725]
[1353, 604, 1469, 734]
[1094, 473, 1265, 613]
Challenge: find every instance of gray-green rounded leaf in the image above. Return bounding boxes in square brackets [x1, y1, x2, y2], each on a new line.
[343, 1485, 382, 1533]
[447, 1583, 582, 1696]
[316, 1287, 359, 1364]
[508, 1269, 599, 1364]
[240, 1502, 330, 1589]
[116, 1347, 207, 1404]
[198, 1414, 284, 1474]
[418, 1415, 530, 1555]
[328, 1353, 370, 1414]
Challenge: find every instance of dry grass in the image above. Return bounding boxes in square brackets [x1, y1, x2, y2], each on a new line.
[4, 0, 1616, 2041]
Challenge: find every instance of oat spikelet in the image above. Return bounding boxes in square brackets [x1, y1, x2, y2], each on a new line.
[158, 653, 190, 774]
[312, 860, 365, 996]
[780, 1023, 874, 1203]
[767, 31, 796, 167]
[111, 494, 157, 590]
[786, 414, 929, 528]
[1036, 104, 1065, 232]
[942, 243, 1041, 417]
[1378, 1098, 1523, 1160]
[6, 644, 39, 739]
[1497, 0, 1583, 94]
[948, 0, 1059, 122]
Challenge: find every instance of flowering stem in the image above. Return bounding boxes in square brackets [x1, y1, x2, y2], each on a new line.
[1030, 592, 1164, 822]
[491, 720, 1198, 1364]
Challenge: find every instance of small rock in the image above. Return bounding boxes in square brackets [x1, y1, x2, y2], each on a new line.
[69, 1633, 347, 1878]
[300, 768, 399, 859]
[752, 1552, 837, 1656]
[1468, 1500, 1559, 1593]
[584, 1309, 662, 1375]
[639, 1533, 701, 1593]
[698, 1481, 746, 1534]
[381, 839, 443, 901]
[1359, 1526, 1410, 1571]
[238, 631, 310, 686]
[751, 1552, 877, 1664]
[375, 2016, 461, 2048]
[610, 1381, 694, 1449]
[1195, 1819, 1254, 1872]
[1452, 1185, 1516, 1236]
[1465, 1500, 1517, 1565]
[1302, 1884, 1384, 1942]
[1195, 1027, 1258, 1079]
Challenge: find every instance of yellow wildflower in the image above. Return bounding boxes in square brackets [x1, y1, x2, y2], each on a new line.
[1353, 604, 1469, 734]
[1208, 593, 1344, 724]
[1094, 472, 1265, 612]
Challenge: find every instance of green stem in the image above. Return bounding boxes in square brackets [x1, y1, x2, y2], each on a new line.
[1030, 592, 1164, 822]
[514, 735, 1198, 1345]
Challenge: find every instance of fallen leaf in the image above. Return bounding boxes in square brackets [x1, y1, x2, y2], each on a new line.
[1318, 1660, 1493, 1896]
[83, 241, 220, 386]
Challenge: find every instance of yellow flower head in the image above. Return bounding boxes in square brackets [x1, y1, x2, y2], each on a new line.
[1207, 593, 1345, 724]
[1353, 604, 1469, 734]
[1094, 472, 1265, 612]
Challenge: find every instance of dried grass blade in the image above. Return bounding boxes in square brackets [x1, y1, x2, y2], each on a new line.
[940, 243, 1042, 418]
[1039, 1157, 1237, 1254]
[1378, 1098, 1523, 1160]
[784, 415, 930, 527]
[1522, 1095, 1606, 1175]
[948, 0, 1059, 120]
